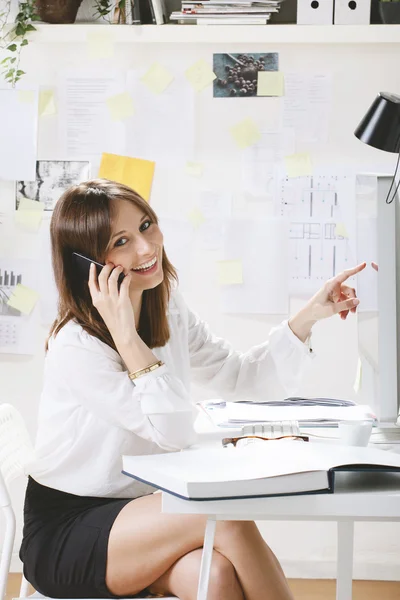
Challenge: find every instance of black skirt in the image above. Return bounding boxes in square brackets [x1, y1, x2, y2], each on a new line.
[20, 477, 151, 599]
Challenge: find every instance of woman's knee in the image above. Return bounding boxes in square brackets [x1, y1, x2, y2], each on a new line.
[215, 519, 258, 549]
[207, 553, 244, 600]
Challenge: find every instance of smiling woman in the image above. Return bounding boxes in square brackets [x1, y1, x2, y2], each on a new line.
[46, 178, 177, 351]
[19, 178, 363, 600]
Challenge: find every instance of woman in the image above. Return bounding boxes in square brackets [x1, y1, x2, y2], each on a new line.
[20, 179, 365, 600]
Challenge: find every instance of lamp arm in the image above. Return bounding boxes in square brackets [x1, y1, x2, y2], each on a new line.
[385, 149, 400, 204]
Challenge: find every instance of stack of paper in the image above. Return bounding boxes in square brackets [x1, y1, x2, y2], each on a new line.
[201, 400, 377, 428]
[170, 0, 284, 24]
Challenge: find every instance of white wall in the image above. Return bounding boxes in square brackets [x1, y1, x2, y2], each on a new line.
[1, 21, 400, 579]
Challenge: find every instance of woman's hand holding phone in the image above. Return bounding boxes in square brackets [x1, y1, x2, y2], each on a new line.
[88, 262, 159, 373]
[88, 262, 136, 346]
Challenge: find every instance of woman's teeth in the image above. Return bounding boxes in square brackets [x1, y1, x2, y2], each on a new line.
[133, 256, 157, 271]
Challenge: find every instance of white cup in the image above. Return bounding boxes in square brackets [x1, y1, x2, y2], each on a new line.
[338, 420, 373, 447]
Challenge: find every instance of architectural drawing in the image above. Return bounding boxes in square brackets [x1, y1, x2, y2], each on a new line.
[275, 174, 356, 295]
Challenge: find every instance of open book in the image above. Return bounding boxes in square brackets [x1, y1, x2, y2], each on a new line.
[122, 442, 400, 501]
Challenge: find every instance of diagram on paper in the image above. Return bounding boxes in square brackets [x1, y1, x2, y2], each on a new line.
[0, 260, 38, 355]
[275, 175, 356, 295]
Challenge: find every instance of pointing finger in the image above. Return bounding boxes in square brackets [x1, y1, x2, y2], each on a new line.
[333, 262, 366, 285]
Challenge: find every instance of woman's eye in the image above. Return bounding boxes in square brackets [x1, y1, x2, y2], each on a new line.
[115, 237, 128, 247]
[140, 220, 152, 232]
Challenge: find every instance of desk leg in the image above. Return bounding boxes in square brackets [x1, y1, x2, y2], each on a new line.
[336, 520, 354, 600]
[197, 516, 217, 600]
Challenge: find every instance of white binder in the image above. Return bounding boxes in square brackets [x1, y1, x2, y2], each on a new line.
[334, 0, 371, 24]
[297, 0, 334, 24]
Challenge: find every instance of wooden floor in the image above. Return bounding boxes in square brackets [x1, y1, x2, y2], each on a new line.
[6, 573, 400, 600]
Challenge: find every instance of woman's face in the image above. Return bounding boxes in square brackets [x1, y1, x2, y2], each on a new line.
[105, 199, 164, 291]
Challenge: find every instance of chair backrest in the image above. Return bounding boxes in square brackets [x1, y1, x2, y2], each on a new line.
[0, 404, 34, 488]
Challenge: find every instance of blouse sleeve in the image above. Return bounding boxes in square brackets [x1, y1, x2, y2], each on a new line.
[187, 305, 314, 401]
[47, 327, 197, 452]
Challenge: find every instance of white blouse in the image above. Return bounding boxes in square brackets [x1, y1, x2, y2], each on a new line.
[27, 289, 313, 498]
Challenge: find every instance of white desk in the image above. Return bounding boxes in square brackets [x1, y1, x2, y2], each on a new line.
[161, 472, 400, 600]
[152, 413, 400, 600]
[121, 413, 400, 600]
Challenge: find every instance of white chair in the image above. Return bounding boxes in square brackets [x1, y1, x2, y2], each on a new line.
[0, 403, 176, 600]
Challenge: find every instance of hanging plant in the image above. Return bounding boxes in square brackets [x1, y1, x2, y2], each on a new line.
[93, 0, 127, 21]
[0, 1, 128, 86]
[0, 1, 39, 87]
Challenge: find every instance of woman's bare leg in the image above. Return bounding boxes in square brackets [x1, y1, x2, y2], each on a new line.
[148, 548, 245, 600]
[106, 493, 293, 600]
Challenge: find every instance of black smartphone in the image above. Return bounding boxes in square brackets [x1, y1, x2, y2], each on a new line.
[72, 252, 125, 289]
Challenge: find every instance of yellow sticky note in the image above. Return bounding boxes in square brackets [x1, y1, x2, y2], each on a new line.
[230, 118, 261, 149]
[188, 207, 205, 229]
[15, 198, 44, 230]
[185, 60, 216, 93]
[257, 71, 285, 97]
[336, 222, 349, 239]
[7, 284, 39, 316]
[98, 153, 155, 202]
[18, 90, 35, 104]
[106, 92, 135, 121]
[217, 260, 243, 285]
[39, 90, 57, 116]
[141, 63, 174, 95]
[353, 357, 362, 394]
[284, 153, 313, 178]
[186, 162, 203, 177]
[87, 31, 114, 59]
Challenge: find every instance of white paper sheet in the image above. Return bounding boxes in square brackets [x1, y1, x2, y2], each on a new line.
[196, 190, 231, 252]
[220, 218, 289, 315]
[58, 70, 126, 163]
[158, 216, 194, 292]
[275, 174, 357, 296]
[126, 69, 194, 165]
[242, 128, 295, 197]
[0, 88, 38, 181]
[0, 258, 39, 355]
[282, 74, 331, 145]
[225, 402, 377, 424]
[198, 220, 226, 252]
[38, 225, 59, 326]
[200, 190, 232, 220]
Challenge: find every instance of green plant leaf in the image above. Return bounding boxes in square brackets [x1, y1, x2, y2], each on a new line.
[25, 24, 36, 31]
[15, 23, 25, 36]
[21, 38, 28, 46]
[16, 70, 25, 76]
[6, 43, 17, 51]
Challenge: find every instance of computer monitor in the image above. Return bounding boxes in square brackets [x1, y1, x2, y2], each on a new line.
[357, 175, 399, 424]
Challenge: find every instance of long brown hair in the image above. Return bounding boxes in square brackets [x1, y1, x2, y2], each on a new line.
[46, 179, 178, 352]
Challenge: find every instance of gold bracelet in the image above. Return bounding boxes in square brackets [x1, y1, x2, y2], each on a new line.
[128, 360, 164, 381]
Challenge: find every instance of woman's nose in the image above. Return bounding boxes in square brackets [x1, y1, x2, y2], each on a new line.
[134, 237, 154, 257]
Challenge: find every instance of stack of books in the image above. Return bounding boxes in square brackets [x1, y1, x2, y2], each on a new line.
[170, 0, 284, 25]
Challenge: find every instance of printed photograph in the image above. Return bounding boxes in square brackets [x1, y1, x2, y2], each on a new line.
[213, 52, 279, 98]
[16, 160, 91, 211]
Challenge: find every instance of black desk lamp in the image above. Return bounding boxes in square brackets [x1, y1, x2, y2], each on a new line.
[355, 92, 400, 204]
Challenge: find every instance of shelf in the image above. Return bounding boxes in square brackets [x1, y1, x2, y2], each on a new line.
[27, 23, 400, 44]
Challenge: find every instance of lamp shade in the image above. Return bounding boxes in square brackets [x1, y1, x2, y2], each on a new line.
[354, 92, 400, 153]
